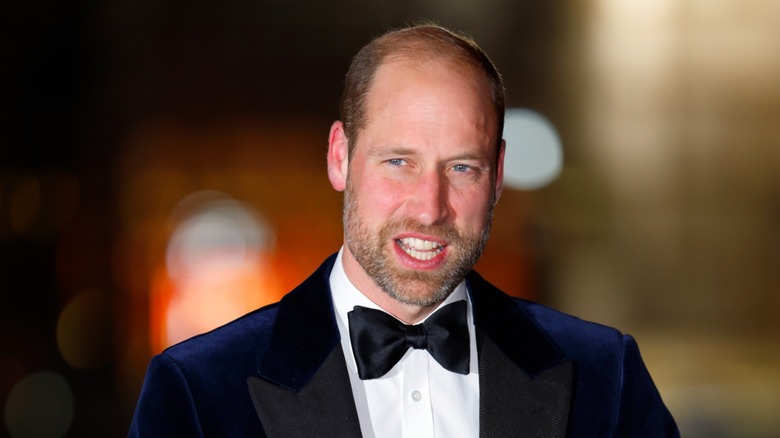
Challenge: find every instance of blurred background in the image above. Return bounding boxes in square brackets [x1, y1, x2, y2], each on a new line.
[2, 0, 779, 436]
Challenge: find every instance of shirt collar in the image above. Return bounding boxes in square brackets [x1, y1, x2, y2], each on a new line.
[330, 247, 468, 322]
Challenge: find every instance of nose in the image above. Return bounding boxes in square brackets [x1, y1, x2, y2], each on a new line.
[406, 170, 450, 226]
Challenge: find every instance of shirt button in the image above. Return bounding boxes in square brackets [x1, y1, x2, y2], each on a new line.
[411, 390, 422, 402]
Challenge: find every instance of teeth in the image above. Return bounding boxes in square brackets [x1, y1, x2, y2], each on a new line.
[398, 238, 443, 261]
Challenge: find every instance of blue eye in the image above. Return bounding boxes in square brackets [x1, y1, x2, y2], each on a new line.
[453, 164, 471, 173]
[387, 158, 406, 166]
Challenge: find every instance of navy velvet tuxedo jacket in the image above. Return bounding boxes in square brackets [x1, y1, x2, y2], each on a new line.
[130, 254, 678, 437]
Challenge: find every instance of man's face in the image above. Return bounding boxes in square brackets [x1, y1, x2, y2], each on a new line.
[329, 58, 504, 311]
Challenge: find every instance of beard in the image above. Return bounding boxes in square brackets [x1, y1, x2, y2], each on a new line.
[343, 182, 494, 308]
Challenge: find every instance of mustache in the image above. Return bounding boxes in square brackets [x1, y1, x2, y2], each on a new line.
[382, 218, 461, 242]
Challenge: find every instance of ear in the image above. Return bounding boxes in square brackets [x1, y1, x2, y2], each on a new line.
[494, 139, 506, 203]
[327, 121, 349, 192]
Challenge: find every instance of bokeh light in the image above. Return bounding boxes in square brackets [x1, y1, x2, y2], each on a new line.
[165, 191, 273, 282]
[502, 108, 563, 190]
[8, 176, 41, 234]
[56, 289, 113, 370]
[4, 372, 74, 438]
[152, 191, 279, 350]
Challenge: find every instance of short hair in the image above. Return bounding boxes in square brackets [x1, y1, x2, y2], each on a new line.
[339, 24, 506, 158]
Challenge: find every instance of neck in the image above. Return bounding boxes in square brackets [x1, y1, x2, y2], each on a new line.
[340, 246, 445, 324]
[364, 291, 440, 325]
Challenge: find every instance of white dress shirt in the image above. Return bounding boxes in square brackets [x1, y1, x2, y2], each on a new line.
[329, 248, 480, 438]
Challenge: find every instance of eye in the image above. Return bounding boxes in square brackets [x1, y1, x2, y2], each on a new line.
[387, 158, 406, 166]
[452, 164, 471, 173]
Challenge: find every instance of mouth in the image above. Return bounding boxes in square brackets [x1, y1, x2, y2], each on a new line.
[395, 237, 445, 261]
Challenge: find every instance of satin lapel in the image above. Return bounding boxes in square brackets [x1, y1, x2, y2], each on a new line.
[468, 271, 573, 437]
[256, 254, 340, 391]
[247, 254, 361, 437]
[478, 335, 572, 437]
[247, 348, 362, 438]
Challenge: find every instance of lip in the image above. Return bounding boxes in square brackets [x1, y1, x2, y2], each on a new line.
[393, 233, 448, 270]
[395, 231, 447, 244]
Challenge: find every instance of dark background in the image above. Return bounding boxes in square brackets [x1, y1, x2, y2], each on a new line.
[2, 1, 779, 436]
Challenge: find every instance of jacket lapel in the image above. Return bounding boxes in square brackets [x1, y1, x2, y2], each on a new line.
[478, 336, 573, 437]
[246, 258, 573, 437]
[247, 348, 361, 438]
[469, 272, 573, 438]
[247, 255, 362, 437]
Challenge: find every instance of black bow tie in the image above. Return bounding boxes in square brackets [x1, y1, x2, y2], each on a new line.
[347, 300, 470, 380]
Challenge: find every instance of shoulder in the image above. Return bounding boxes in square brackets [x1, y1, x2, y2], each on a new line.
[469, 272, 679, 434]
[160, 302, 281, 373]
[131, 303, 283, 436]
[467, 270, 627, 361]
[505, 296, 649, 390]
[512, 300, 679, 435]
[155, 254, 339, 376]
[517, 298, 626, 353]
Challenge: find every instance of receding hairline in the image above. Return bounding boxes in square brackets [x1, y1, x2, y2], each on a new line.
[371, 26, 482, 61]
[340, 24, 506, 157]
[365, 26, 499, 92]
[364, 54, 499, 130]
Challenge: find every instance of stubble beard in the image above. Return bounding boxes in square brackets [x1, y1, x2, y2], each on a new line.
[343, 182, 494, 308]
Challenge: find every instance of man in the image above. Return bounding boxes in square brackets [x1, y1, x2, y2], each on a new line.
[130, 24, 679, 437]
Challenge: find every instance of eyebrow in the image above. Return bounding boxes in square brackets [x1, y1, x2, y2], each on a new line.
[447, 152, 491, 162]
[371, 145, 490, 159]
[370, 146, 416, 157]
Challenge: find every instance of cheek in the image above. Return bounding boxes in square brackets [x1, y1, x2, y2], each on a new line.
[451, 188, 493, 226]
[359, 177, 409, 209]
[351, 173, 407, 217]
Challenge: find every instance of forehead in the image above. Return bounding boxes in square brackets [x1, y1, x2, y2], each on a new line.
[371, 56, 489, 99]
[363, 57, 496, 133]
[345, 58, 500, 169]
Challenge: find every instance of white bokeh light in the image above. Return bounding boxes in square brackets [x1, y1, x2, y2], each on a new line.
[502, 108, 563, 190]
[162, 191, 275, 347]
[4, 372, 74, 438]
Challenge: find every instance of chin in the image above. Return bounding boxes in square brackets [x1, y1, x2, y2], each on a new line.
[383, 280, 452, 308]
